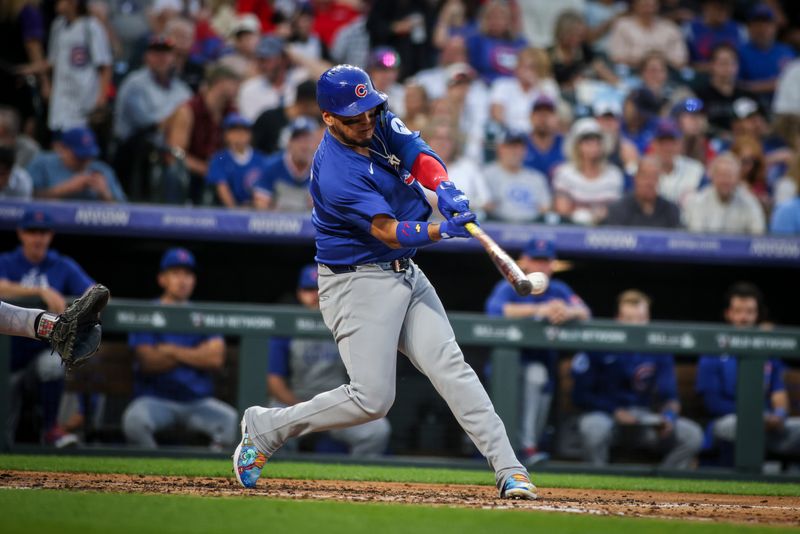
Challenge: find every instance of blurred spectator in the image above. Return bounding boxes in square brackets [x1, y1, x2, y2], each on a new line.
[0, 0, 48, 134]
[329, 13, 370, 68]
[650, 118, 705, 208]
[412, 35, 470, 100]
[772, 58, 800, 116]
[773, 152, 799, 207]
[311, 0, 362, 52]
[267, 264, 391, 456]
[738, 4, 795, 105]
[684, 153, 765, 234]
[402, 83, 430, 132]
[465, 0, 527, 84]
[696, 283, 800, 461]
[548, 10, 618, 93]
[684, 0, 744, 70]
[730, 134, 771, 212]
[367, 0, 436, 80]
[165, 16, 205, 92]
[637, 52, 678, 113]
[608, 0, 688, 69]
[770, 163, 800, 234]
[169, 64, 242, 204]
[695, 44, 756, 135]
[0, 146, 33, 200]
[207, 113, 270, 208]
[485, 238, 590, 466]
[553, 117, 624, 225]
[583, 0, 627, 54]
[483, 130, 551, 223]
[572, 290, 702, 469]
[622, 88, 660, 154]
[218, 14, 262, 79]
[253, 117, 318, 211]
[237, 36, 307, 122]
[603, 155, 681, 228]
[46, 0, 113, 133]
[253, 80, 318, 155]
[367, 47, 406, 117]
[421, 118, 492, 219]
[490, 48, 559, 134]
[672, 97, 716, 165]
[105, 0, 152, 64]
[432, 0, 479, 49]
[287, 3, 322, 62]
[523, 95, 565, 181]
[28, 126, 125, 202]
[237, 0, 278, 35]
[429, 62, 488, 164]
[0, 107, 41, 168]
[1, 209, 96, 447]
[122, 248, 237, 449]
[517, 0, 585, 49]
[126, 0, 185, 72]
[593, 99, 639, 177]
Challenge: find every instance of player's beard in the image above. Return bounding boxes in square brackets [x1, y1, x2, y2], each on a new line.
[330, 123, 373, 148]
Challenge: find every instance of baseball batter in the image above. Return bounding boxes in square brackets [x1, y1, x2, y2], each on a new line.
[234, 65, 537, 499]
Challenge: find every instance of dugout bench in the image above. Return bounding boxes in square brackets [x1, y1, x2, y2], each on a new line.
[1, 298, 799, 474]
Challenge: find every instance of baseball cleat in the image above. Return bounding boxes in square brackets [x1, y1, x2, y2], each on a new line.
[233, 415, 267, 489]
[500, 473, 538, 500]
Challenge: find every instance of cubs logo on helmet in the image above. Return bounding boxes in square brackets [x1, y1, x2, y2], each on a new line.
[355, 84, 368, 98]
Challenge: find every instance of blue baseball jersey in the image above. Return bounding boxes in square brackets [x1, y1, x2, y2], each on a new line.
[129, 329, 224, 402]
[254, 151, 311, 212]
[465, 33, 528, 83]
[310, 112, 441, 265]
[0, 247, 94, 371]
[523, 134, 564, 181]
[571, 351, 678, 413]
[206, 148, 271, 205]
[695, 355, 785, 417]
[738, 42, 795, 82]
[485, 278, 589, 380]
[685, 19, 744, 64]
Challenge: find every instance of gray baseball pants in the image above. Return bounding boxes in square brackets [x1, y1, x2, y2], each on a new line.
[245, 261, 528, 487]
[577, 408, 703, 469]
[712, 414, 800, 454]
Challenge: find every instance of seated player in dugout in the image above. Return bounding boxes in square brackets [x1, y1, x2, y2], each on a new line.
[485, 238, 590, 466]
[696, 282, 800, 463]
[266, 265, 390, 456]
[571, 290, 703, 469]
[122, 248, 238, 449]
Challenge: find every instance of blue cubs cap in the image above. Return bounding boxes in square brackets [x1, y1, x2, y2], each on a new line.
[19, 209, 53, 230]
[654, 118, 681, 139]
[523, 238, 556, 259]
[160, 247, 196, 272]
[222, 112, 252, 130]
[59, 126, 99, 159]
[297, 264, 318, 289]
[287, 116, 317, 138]
[671, 97, 704, 117]
[256, 36, 284, 58]
[750, 4, 775, 21]
[317, 64, 388, 117]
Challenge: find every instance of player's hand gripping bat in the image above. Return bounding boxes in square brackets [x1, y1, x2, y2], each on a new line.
[464, 222, 532, 296]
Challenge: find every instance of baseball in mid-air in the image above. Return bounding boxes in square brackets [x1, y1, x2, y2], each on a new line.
[527, 272, 549, 295]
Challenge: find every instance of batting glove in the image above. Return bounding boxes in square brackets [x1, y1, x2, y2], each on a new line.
[436, 181, 470, 220]
[439, 211, 477, 239]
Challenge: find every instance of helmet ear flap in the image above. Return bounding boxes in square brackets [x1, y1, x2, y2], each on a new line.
[378, 101, 389, 128]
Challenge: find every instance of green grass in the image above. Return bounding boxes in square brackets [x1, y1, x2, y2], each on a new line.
[0, 489, 793, 534]
[2, 454, 800, 497]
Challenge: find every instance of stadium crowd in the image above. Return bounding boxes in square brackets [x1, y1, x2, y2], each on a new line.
[1, 0, 800, 233]
[2, 0, 800, 468]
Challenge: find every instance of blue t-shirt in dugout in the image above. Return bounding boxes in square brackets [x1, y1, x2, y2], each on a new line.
[206, 148, 271, 205]
[310, 112, 441, 266]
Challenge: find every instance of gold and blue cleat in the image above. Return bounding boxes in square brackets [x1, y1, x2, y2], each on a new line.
[233, 417, 267, 489]
[500, 473, 538, 500]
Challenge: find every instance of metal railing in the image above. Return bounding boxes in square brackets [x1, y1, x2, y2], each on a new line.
[2, 298, 799, 473]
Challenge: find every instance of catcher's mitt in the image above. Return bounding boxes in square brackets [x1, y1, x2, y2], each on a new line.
[36, 284, 110, 370]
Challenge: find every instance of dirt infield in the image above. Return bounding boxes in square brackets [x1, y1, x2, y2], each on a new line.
[2, 470, 799, 526]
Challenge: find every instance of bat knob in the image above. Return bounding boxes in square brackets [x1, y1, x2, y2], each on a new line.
[513, 279, 533, 297]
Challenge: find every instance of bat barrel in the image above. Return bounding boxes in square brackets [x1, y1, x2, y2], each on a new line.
[513, 278, 533, 296]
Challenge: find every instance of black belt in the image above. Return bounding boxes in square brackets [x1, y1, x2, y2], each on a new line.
[321, 258, 410, 274]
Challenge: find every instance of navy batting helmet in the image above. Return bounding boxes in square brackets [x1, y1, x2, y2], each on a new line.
[317, 64, 387, 117]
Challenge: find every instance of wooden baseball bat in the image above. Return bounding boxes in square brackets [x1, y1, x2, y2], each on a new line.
[465, 222, 532, 296]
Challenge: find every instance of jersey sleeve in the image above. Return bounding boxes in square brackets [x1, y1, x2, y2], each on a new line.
[322, 167, 396, 232]
[485, 281, 515, 316]
[88, 18, 113, 67]
[62, 257, 95, 295]
[380, 111, 447, 174]
[571, 352, 618, 413]
[768, 358, 786, 394]
[253, 153, 277, 194]
[654, 355, 678, 403]
[267, 337, 291, 377]
[205, 152, 227, 185]
[129, 331, 158, 348]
